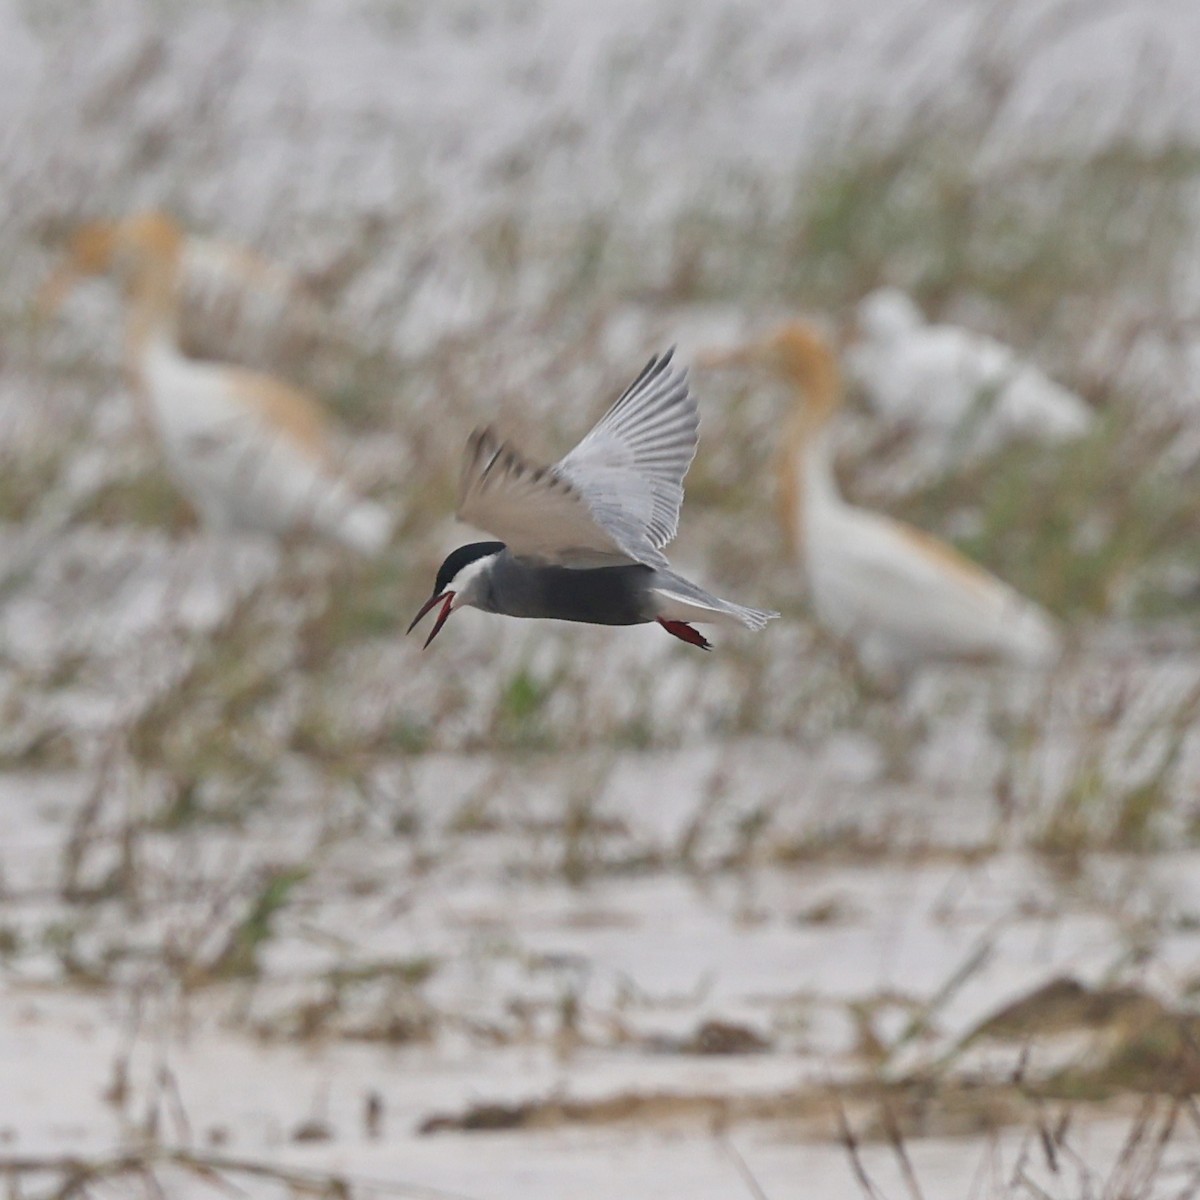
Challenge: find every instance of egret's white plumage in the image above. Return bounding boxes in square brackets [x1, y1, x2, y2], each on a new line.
[704, 322, 1063, 679]
[848, 287, 1094, 462]
[42, 212, 391, 555]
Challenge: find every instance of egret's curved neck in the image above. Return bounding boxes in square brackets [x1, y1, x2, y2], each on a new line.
[796, 417, 839, 500]
[124, 251, 182, 378]
[776, 351, 845, 552]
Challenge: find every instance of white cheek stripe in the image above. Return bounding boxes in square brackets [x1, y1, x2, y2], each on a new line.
[448, 553, 500, 604]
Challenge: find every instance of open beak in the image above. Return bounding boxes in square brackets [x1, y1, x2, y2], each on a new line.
[406, 591, 455, 649]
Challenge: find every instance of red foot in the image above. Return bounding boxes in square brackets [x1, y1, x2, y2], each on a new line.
[657, 618, 711, 651]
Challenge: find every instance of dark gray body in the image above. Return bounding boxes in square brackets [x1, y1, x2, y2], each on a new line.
[479, 550, 655, 626]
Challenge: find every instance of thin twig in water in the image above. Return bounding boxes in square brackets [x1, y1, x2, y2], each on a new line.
[1012, 1168, 1056, 1200]
[159, 1065, 193, 1147]
[879, 1100, 925, 1200]
[719, 1132, 771, 1200]
[1033, 1102, 1059, 1176]
[888, 932, 995, 1065]
[0, 1148, 483, 1200]
[830, 1086, 886, 1200]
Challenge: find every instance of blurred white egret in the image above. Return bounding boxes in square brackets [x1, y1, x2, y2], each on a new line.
[703, 321, 1063, 680]
[41, 212, 392, 555]
[848, 287, 1094, 463]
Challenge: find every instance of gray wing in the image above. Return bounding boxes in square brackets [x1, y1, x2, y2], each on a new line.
[457, 428, 646, 566]
[456, 350, 698, 568]
[556, 348, 698, 552]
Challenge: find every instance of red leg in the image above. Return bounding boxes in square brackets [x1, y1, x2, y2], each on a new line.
[657, 618, 711, 651]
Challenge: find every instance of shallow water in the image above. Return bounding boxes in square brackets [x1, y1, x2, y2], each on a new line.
[6, 1, 1200, 1196]
[3, 752, 1200, 1197]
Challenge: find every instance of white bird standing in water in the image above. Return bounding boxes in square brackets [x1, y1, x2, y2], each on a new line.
[703, 321, 1062, 681]
[847, 287, 1094, 462]
[41, 212, 391, 554]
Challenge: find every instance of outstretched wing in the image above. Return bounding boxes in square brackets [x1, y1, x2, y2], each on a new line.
[456, 350, 698, 568]
[556, 349, 698, 553]
[457, 427, 659, 566]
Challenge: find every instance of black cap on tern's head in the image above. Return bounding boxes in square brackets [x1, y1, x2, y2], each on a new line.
[406, 541, 506, 649]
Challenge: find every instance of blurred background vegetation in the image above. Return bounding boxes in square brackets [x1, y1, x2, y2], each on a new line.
[5, 1, 1200, 1196]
